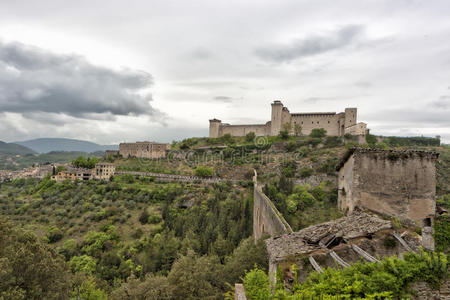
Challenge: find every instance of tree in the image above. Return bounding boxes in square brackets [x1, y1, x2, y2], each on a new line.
[243, 267, 271, 300]
[0, 217, 72, 300]
[294, 124, 302, 136]
[279, 123, 292, 140]
[168, 250, 224, 300]
[309, 128, 327, 138]
[110, 274, 173, 300]
[245, 132, 256, 142]
[72, 156, 99, 169]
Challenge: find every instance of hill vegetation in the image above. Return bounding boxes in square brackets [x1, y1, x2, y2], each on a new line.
[0, 140, 36, 155]
[0, 134, 448, 299]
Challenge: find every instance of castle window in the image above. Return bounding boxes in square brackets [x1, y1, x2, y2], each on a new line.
[312, 121, 314, 124]
[301, 121, 303, 124]
[317, 121, 319, 124]
[328, 121, 330, 124]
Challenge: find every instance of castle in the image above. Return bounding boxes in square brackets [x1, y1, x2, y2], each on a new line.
[209, 100, 367, 138]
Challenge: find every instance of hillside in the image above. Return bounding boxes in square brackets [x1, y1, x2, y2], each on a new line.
[0, 151, 102, 171]
[0, 141, 36, 155]
[0, 134, 448, 299]
[15, 138, 118, 154]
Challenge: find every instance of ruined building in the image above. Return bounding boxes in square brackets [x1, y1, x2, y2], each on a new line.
[119, 142, 170, 159]
[51, 163, 115, 182]
[337, 148, 439, 246]
[209, 100, 367, 138]
[251, 148, 440, 290]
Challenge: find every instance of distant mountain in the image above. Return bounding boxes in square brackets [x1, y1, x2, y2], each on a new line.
[14, 138, 119, 154]
[0, 141, 36, 155]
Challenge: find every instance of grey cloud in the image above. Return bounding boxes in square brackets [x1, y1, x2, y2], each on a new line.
[355, 81, 372, 88]
[0, 41, 159, 119]
[189, 48, 213, 60]
[366, 107, 450, 127]
[255, 24, 365, 63]
[214, 96, 233, 102]
[431, 96, 450, 109]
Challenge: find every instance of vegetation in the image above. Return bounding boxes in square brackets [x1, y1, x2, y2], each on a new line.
[72, 156, 99, 169]
[194, 165, 214, 177]
[244, 250, 448, 299]
[0, 176, 267, 298]
[263, 178, 340, 231]
[0, 135, 449, 299]
[384, 136, 441, 147]
[309, 128, 327, 138]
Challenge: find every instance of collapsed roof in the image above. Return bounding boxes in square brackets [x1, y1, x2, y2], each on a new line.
[265, 210, 392, 263]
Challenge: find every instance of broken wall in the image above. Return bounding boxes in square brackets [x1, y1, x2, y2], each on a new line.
[339, 150, 438, 224]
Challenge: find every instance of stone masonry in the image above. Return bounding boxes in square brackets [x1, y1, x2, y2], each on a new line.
[209, 100, 367, 138]
[337, 148, 439, 250]
[119, 141, 170, 159]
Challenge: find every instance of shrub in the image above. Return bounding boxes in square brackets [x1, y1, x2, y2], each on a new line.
[309, 128, 326, 138]
[279, 130, 289, 140]
[324, 136, 343, 147]
[344, 133, 353, 140]
[245, 132, 256, 142]
[299, 167, 313, 178]
[148, 214, 162, 224]
[194, 166, 214, 177]
[47, 226, 63, 243]
[70, 255, 96, 274]
[284, 141, 297, 152]
[365, 133, 377, 145]
[243, 267, 271, 300]
[139, 209, 150, 224]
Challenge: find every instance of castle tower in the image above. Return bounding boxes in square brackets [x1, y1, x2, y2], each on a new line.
[270, 100, 284, 136]
[344, 108, 357, 128]
[209, 119, 222, 138]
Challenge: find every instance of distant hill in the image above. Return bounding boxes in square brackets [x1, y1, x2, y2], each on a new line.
[0, 141, 36, 156]
[14, 138, 119, 154]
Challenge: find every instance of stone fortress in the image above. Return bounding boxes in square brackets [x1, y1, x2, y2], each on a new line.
[209, 100, 368, 138]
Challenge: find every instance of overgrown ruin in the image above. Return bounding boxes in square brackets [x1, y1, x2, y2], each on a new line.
[252, 148, 441, 292]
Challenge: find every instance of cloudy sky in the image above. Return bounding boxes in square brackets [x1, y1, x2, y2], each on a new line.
[0, 0, 449, 144]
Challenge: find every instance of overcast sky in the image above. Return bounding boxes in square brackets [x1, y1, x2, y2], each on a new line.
[0, 0, 449, 144]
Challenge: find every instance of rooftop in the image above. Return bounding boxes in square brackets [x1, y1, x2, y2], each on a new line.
[265, 210, 392, 263]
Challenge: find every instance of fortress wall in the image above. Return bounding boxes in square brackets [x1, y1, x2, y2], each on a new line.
[253, 185, 293, 241]
[220, 124, 269, 137]
[290, 113, 344, 136]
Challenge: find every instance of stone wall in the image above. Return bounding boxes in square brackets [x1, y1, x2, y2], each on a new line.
[253, 184, 292, 241]
[220, 123, 270, 137]
[411, 278, 450, 299]
[253, 171, 292, 242]
[290, 112, 344, 136]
